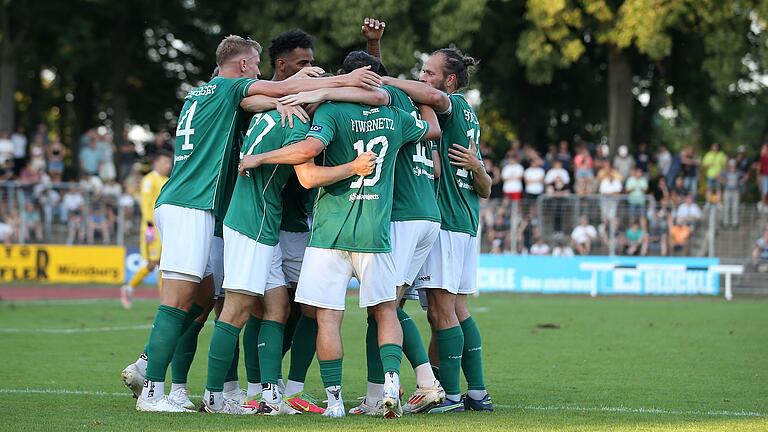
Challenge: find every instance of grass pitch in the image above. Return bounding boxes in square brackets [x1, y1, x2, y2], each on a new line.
[1, 293, 766, 431]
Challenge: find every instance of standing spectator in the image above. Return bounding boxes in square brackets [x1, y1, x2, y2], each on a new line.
[676, 194, 702, 228]
[0, 158, 15, 180]
[21, 201, 43, 242]
[656, 143, 672, 180]
[598, 162, 623, 223]
[545, 160, 570, 188]
[624, 219, 648, 256]
[529, 236, 551, 255]
[35, 183, 61, 232]
[653, 176, 672, 210]
[701, 142, 727, 203]
[87, 203, 111, 244]
[546, 176, 570, 234]
[669, 219, 692, 256]
[613, 145, 635, 180]
[97, 132, 117, 181]
[481, 158, 503, 229]
[720, 159, 743, 228]
[28, 135, 47, 172]
[501, 154, 524, 202]
[523, 158, 546, 206]
[634, 142, 651, 176]
[593, 144, 610, 172]
[670, 176, 688, 207]
[47, 138, 66, 181]
[488, 205, 511, 254]
[544, 143, 557, 169]
[680, 145, 700, 198]
[516, 211, 539, 254]
[625, 167, 649, 219]
[573, 144, 594, 195]
[752, 225, 768, 272]
[555, 140, 572, 171]
[0, 131, 14, 165]
[79, 134, 104, 177]
[33, 123, 50, 145]
[571, 215, 598, 255]
[117, 131, 138, 179]
[647, 208, 669, 256]
[757, 143, 768, 212]
[11, 126, 27, 175]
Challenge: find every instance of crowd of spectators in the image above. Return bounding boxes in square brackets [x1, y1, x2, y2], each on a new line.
[482, 139, 768, 257]
[0, 124, 173, 245]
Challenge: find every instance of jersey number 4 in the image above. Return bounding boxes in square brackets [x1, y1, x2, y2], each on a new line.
[176, 101, 198, 151]
[350, 136, 389, 188]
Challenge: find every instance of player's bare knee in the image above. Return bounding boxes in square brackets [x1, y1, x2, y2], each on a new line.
[455, 295, 470, 322]
[300, 304, 317, 319]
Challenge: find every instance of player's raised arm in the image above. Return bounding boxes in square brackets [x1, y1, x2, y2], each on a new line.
[279, 87, 390, 107]
[418, 104, 441, 141]
[448, 138, 491, 199]
[361, 17, 386, 59]
[381, 76, 451, 114]
[238, 137, 325, 175]
[246, 66, 382, 98]
[294, 152, 376, 188]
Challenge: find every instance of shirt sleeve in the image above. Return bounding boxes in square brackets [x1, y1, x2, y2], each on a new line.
[305, 103, 336, 147]
[284, 120, 311, 147]
[396, 107, 429, 145]
[230, 78, 258, 105]
[437, 93, 456, 119]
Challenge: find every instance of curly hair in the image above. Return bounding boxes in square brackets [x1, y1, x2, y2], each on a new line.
[340, 50, 388, 77]
[268, 29, 314, 70]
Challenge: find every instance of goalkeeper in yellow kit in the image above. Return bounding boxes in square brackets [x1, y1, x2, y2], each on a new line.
[121, 151, 172, 309]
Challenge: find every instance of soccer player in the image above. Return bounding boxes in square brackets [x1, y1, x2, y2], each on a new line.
[200, 95, 377, 414]
[127, 34, 383, 413]
[240, 94, 441, 419]
[388, 48, 494, 412]
[120, 151, 171, 309]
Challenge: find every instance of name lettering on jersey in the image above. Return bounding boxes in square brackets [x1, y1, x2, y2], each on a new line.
[350, 118, 394, 133]
[186, 84, 217, 99]
[412, 166, 435, 180]
[362, 108, 380, 115]
[349, 192, 380, 202]
[463, 108, 479, 125]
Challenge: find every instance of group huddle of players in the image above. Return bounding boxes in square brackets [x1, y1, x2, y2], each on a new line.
[119, 18, 493, 418]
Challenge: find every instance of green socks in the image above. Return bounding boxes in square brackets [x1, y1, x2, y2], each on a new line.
[224, 339, 240, 383]
[243, 315, 262, 385]
[258, 320, 285, 385]
[365, 315, 385, 384]
[436, 326, 464, 396]
[282, 312, 299, 356]
[170, 320, 204, 384]
[379, 343, 403, 375]
[287, 315, 317, 383]
[145, 305, 187, 382]
[460, 317, 486, 390]
[319, 358, 343, 388]
[398, 307, 430, 368]
[205, 320, 241, 392]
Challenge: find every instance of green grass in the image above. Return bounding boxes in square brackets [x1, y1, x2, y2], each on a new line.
[1, 294, 767, 431]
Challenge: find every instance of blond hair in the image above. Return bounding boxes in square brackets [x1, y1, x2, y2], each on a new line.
[216, 35, 262, 67]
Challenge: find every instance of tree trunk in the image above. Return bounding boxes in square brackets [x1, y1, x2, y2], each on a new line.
[0, 41, 16, 132]
[608, 46, 632, 155]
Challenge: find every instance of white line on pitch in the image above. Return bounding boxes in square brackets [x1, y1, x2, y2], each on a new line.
[0, 324, 152, 334]
[0, 389, 764, 418]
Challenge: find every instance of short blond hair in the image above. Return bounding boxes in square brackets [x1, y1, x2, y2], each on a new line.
[216, 35, 262, 67]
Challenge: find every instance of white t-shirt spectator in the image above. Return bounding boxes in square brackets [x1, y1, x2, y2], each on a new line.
[0, 137, 13, 163]
[62, 191, 85, 212]
[599, 177, 623, 195]
[501, 163, 524, 194]
[11, 132, 27, 159]
[571, 224, 597, 245]
[552, 245, 575, 257]
[524, 166, 546, 195]
[545, 167, 570, 186]
[530, 242, 551, 255]
[676, 202, 702, 222]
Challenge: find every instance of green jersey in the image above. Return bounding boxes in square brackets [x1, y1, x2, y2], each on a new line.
[384, 86, 440, 223]
[156, 76, 256, 219]
[280, 174, 311, 233]
[307, 102, 429, 252]
[223, 110, 309, 246]
[436, 93, 482, 236]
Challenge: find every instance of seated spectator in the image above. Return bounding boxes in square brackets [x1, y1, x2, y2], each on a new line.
[753, 225, 768, 272]
[670, 175, 688, 207]
[529, 236, 550, 255]
[61, 186, 85, 223]
[47, 139, 66, 181]
[545, 160, 570, 188]
[488, 205, 511, 254]
[647, 208, 670, 256]
[0, 157, 16, 180]
[0, 131, 14, 165]
[0, 204, 17, 244]
[35, 183, 62, 231]
[18, 161, 45, 183]
[669, 219, 693, 256]
[675, 194, 702, 227]
[571, 215, 597, 255]
[516, 211, 539, 254]
[625, 167, 648, 219]
[624, 219, 648, 256]
[555, 140, 572, 171]
[21, 201, 43, 242]
[501, 154, 524, 202]
[87, 203, 111, 244]
[613, 145, 635, 180]
[573, 144, 594, 195]
[599, 217, 626, 253]
[653, 176, 672, 210]
[552, 238, 575, 257]
[28, 135, 47, 172]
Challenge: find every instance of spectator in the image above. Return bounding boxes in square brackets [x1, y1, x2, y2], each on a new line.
[669, 219, 692, 256]
[11, 126, 27, 175]
[33, 123, 50, 145]
[734, 145, 751, 192]
[702, 142, 727, 202]
[146, 130, 174, 159]
[613, 145, 635, 180]
[555, 140, 572, 171]
[571, 215, 597, 255]
[489, 205, 511, 254]
[97, 132, 117, 180]
[21, 201, 43, 242]
[545, 160, 570, 187]
[523, 158, 546, 204]
[593, 143, 610, 173]
[529, 236, 551, 255]
[670, 176, 688, 207]
[61, 186, 85, 223]
[634, 142, 651, 176]
[680, 145, 700, 198]
[0, 131, 13, 165]
[757, 143, 768, 212]
[35, 183, 62, 232]
[552, 237, 575, 257]
[481, 158, 502, 230]
[117, 131, 138, 179]
[625, 219, 648, 256]
[501, 154, 524, 202]
[656, 143, 672, 180]
[573, 144, 594, 195]
[47, 138, 66, 181]
[597, 162, 623, 223]
[599, 217, 626, 252]
[625, 167, 649, 219]
[720, 159, 743, 228]
[653, 176, 672, 210]
[544, 143, 557, 169]
[647, 207, 669, 256]
[79, 132, 104, 177]
[752, 225, 768, 272]
[516, 211, 539, 254]
[87, 203, 111, 244]
[676, 194, 702, 227]
[0, 204, 16, 244]
[0, 158, 15, 180]
[546, 176, 570, 234]
[28, 135, 47, 172]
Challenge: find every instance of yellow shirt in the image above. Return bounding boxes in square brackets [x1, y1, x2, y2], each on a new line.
[141, 171, 168, 225]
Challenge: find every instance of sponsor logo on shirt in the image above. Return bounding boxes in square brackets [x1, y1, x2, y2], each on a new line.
[310, 125, 323, 133]
[348, 193, 380, 202]
[457, 178, 475, 191]
[412, 166, 434, 179]
[174, 154, 190, 163]
[418, 275, 431, 281]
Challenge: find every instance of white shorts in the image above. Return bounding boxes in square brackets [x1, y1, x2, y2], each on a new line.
[296, 247, 396, 310]
[222, 226, 286, 296]
[279, 230, 309, 284]
[156, 204, 214, 280]
[391, 220, 440, 287]
[206, 236, 225, 298]
[412, 229, 478, 295]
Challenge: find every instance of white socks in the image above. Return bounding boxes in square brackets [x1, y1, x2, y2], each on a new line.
[325, 385, 343, 408]
[414, 363, 437, 388]
[467, 389, 488, 400]
[222, 380, 239, 393]
[204, 389, 224, 410]
[262, 383, 281, 404]
[366, 381, 384, 405]
[170, 382, 187, 393]
[247, 382, 262, 398]
[284, 379, 304, 396]
[140, 380, 163, 402]
[135, 353, 148, 377]
[384, 371, 400, 390]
